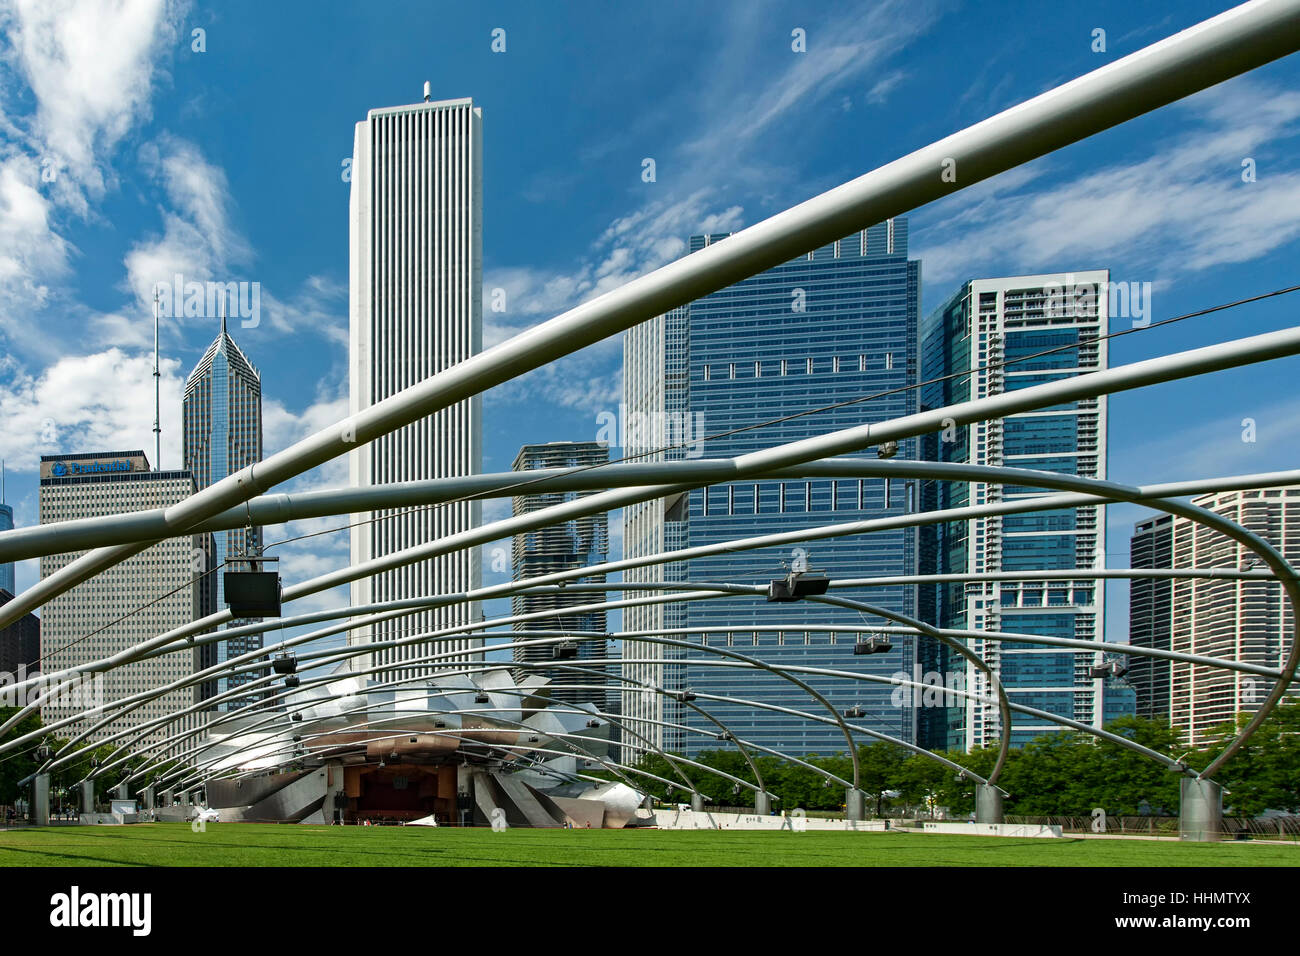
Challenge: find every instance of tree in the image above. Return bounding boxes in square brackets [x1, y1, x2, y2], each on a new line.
[0, 707, 45, 806]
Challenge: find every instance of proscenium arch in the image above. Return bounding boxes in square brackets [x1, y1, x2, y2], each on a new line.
[158, 697, 766, 806]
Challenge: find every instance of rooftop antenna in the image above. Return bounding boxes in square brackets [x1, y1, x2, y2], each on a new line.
[1, 459, 5, 504]
[423, 80, 431, 102]
[152, 286, 161, 472]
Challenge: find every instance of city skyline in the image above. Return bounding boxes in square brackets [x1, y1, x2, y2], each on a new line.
[0, 2, 1298, 884]
[0, 3, 1298, 668]
[0, 3, 1289, 759]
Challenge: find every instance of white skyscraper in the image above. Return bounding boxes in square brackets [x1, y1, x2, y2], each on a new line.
[348, 95, 483, 678]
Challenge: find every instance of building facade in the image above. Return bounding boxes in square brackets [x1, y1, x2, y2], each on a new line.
[38, 452, 202, 745]
[1169, 486, 1300, 745]
[919, 272, 1109, 751]
[1129, 513, 1174, 720]
[622, 221, 921, 758]
[0, 588, 39, 683]
[511, 442, 610, 707]
[349, 95, 483, 679]
[0, 461, 13, 595]
[183, 316, 264, 708]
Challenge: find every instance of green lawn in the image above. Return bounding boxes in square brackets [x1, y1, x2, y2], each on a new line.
[0, 823, 1297, 866]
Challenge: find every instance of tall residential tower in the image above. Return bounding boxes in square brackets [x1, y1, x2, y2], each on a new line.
[919, 273, 1111, 750]
[1168, 486, 1300, 745]
[1129, 514, 1174, 720]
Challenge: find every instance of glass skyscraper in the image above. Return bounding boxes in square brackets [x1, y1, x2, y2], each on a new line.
[511, 441, 610, 708]
[623, 220, 921, 758]
[0, 460, 12, 594]
[184, 315, 264, 708]
[918, 273, 1109, 751]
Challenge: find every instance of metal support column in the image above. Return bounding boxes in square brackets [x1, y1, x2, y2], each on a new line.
[975, 784, 1004, 824]
[1180, 777, 1223, 842]
[32, 773, 50, 826]
[846, 788, 866, 821]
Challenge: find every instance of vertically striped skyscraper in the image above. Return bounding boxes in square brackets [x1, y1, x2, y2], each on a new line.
[1129, 514, 1174, 720]
[349, 94, 483, 678]
[184, 315, 264, 707]
[1168, 487, 1300, 745]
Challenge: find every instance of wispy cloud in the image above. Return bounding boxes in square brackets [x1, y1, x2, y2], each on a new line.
[0, 0, 182, 209]
[124, 134, 252, 309]
[483, 0, 943, 407]
[914, 78, 1300, 286]
[1111, 394, 1300, 486]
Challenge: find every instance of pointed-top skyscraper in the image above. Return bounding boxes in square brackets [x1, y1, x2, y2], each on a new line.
[0, 461, 13, 595]
[184, 311, 264, 706]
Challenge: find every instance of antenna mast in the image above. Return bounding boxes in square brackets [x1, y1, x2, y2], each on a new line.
[153, 287, 161, 471]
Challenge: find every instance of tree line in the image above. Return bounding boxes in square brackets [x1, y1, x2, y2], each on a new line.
[620, 705, 1300, 817]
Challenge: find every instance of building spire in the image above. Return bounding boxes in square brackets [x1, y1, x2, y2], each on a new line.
[220, 293, 227, 337]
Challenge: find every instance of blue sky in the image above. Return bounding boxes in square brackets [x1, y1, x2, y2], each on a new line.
[2, 0, 1299, 650]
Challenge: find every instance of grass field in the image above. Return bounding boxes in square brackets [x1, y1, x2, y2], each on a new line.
[0, 823, 1297, 866]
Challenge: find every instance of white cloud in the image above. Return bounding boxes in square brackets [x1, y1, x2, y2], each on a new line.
[124, 135, 250, 310]
[0, 0, 180, 208]
[866, 70, 907, 106]
[125, 136, 347, 346]
[1111, 395, 1300, 485]
[0, 153, 74, 350]
[0, 347, 184, 472]
[914, 78, 1300, 285]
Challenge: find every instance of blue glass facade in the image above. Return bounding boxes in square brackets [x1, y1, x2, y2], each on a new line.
[919, 275, 1108, 752]
[183, 319, 265, 709]
[639, 221, 921, 757]
[0, 502, 13, 595]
